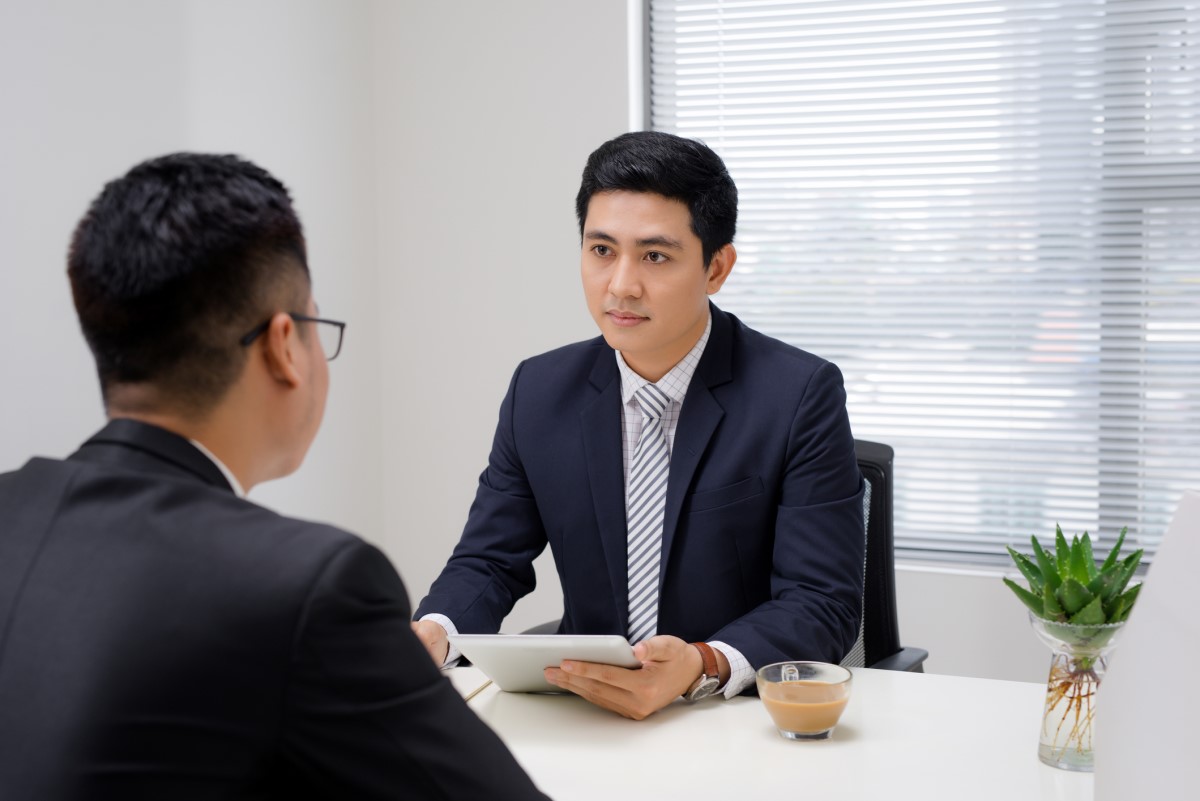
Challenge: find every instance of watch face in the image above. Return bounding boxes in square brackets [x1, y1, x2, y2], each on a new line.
[687, 675, 721, 701]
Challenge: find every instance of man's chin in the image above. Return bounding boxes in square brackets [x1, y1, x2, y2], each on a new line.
[598, 326, 642, 354]
[264, 447, 310, 486]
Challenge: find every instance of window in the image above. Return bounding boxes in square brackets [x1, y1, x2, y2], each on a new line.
[649, 0, 1200, 562]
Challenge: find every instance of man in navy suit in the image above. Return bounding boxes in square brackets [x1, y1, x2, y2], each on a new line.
[415, 132, 865, 720]
[0, 154, 547, 799]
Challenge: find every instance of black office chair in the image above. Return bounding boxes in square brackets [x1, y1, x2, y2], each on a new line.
[843, 439, 927, 672]
[524, 438, 928, 672]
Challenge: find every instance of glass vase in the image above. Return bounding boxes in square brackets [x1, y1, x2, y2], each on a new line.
[1028, 611, 1126, 771]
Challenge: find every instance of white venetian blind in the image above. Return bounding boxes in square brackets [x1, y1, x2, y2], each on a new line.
[649, 0, 1200, 562]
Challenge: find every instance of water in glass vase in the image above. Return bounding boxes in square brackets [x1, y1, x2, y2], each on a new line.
[1030, 613, 1126, 772]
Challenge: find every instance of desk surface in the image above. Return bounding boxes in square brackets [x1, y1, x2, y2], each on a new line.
[449, 667, 1092, 801]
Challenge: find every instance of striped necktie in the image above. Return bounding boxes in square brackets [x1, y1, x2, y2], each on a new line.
[626, 384, 671, 644]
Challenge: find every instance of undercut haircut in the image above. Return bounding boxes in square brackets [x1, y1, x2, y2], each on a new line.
[575, 130, 737, 267]
[67, 153, 309, 414]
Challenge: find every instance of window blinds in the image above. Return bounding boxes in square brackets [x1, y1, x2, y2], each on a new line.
[649, 0, 1200, 562]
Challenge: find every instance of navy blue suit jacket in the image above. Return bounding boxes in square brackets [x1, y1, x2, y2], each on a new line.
[417, 305, 865, 673]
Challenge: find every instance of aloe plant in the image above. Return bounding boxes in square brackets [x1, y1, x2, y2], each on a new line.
[1007, 525, 1142, 770]
[1004, 525, 1142, 627]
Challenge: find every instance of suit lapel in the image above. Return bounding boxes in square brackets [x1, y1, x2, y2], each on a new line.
[660, 304, 734, 576]
[579, 350, 630, 620]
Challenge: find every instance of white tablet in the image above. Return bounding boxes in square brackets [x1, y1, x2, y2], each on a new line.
[450, 634, 641, 693]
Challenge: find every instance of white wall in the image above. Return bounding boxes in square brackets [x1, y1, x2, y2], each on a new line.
[0, 0, 1051, 683]
[1, 0, 186, 468]
[897, 564, 1048, 683]
[0, 0, 382, 539]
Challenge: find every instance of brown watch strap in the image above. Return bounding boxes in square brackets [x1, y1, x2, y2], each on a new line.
[691, 641, 718, 683]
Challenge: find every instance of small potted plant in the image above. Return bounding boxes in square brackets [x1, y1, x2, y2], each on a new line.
[1004, 525, 1142, 772]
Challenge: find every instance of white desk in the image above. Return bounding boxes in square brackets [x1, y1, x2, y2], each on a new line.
[449, 667, 1092, 801]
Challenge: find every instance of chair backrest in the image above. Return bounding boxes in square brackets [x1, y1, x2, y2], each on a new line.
[841, 439, 924, 670]
[853, 439, 904, 666]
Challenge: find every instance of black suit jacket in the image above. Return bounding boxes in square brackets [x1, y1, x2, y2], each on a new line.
[0, 420, 548, 801]
[417, 305, 865, 672]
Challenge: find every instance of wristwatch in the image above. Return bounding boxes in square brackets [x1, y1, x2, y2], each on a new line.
[684, 641, 721, 701]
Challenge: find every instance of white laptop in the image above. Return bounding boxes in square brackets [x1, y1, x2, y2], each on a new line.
[1095, 490, 1198, 799]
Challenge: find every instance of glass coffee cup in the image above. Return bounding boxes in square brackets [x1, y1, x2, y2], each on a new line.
[756, 661, 852, 740]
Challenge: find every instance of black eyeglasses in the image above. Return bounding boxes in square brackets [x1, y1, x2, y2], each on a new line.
[239, 313, 347, 361]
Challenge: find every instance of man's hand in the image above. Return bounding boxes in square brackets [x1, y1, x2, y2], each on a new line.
[543, 635, 709, 720]
[411, 619, 450, 666]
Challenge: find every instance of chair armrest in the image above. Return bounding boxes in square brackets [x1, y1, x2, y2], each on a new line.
[868, 647, 929, 673]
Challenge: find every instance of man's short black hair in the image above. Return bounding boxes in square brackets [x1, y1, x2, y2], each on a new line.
[575, 130, 737, 266]
[68, 152, 308, 414]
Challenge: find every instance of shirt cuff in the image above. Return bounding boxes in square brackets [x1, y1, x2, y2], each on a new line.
[708, 641, 755, 699]
[419, 613, 462, 669]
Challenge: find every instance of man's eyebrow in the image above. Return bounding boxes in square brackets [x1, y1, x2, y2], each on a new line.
[583, 230, 684, 250]
[583, 230, 618, 245]
[635, 235, 684, 250]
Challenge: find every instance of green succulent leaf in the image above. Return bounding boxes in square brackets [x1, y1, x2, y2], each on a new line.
[1106, 593, 1126, 622]
[1127, 548, 1143, 569]
[1031, 536, 1062, 590]
[1088, 569, 1114, 600]
[1057, 578, 1094, 615]
[1055, 524, 1071, 580]
[1069, 594, 1106, 626]
[1099, 526, 1128, 573]
[1004, 577, 1044, 617]
[1069, 535, 1093, 584]
[1107, 550, 1144, 600]
[1042, 582, 1064, 620]
[1080, 532, 1098, 581]
[1115, 583, 1142, 623]
[1007, 547, 1044, 594]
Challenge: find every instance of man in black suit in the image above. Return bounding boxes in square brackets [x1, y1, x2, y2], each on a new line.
[413, 132, 864, 720]
[0, 154, 548, 800]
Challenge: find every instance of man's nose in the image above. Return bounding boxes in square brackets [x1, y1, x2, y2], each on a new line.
[608, 256, 642, 299]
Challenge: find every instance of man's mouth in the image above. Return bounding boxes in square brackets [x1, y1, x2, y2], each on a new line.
[606, 309, 648, 328]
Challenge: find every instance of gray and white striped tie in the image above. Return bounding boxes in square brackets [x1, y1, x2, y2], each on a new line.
[626, 384, 671, 644]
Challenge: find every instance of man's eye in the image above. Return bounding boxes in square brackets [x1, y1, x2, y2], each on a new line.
[592, 245, 611, 257]
[645, 251, 668, 264]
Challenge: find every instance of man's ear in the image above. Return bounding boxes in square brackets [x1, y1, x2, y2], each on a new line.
[706, 244, 736, 295]
[262, 312, 302, 388]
